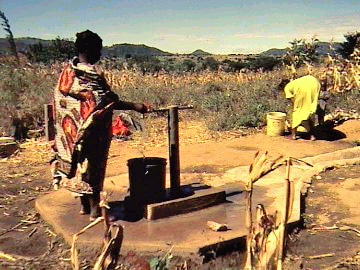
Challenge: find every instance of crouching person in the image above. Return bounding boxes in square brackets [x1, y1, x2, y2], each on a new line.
[278, 75, 321, 141]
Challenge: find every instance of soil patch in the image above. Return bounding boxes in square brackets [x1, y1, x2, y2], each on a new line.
[285, 164, 360, 270]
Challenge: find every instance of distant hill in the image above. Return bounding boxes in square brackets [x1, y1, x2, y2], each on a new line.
[260, 48, 287, 57]
[103, 43, 172, 57]
[316, 41, 341, 56]
[0, 37, 52, 54]
[0, 38, 172, 57]
[261, 41, 342, 57]
[190, 49, 211, 56]
[0, 37, 343, 58]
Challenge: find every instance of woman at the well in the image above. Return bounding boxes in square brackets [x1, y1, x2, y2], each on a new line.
[51, 30, 150, 220]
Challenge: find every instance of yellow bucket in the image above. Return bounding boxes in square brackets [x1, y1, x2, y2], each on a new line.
[266, 112, 286, 136]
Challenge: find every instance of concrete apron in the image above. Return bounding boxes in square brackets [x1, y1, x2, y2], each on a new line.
[35, 147, 360, 257]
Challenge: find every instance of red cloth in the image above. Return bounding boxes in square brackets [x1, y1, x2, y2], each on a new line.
[112, 115, 131, 136]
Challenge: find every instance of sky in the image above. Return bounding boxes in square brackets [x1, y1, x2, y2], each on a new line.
[0, 0, 359, 54]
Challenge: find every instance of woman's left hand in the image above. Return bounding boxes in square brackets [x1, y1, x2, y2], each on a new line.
[141, 103, 152, 114]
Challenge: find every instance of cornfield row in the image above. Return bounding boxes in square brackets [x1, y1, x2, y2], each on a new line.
[100, 55, 359, 94]
[288, 49, 360, 93]
[323, 48, 360, 92]
[102, 68, 287, 91]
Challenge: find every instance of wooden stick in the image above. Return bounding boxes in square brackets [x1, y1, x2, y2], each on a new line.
[277, 157, 291, 270]
[27, 227, 37, 238]
[244, 186, 253, 270]
[308, 253, 334, 259]
[0, 252, 17, 262]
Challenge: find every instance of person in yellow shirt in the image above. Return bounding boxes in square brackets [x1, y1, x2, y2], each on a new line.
[278, 75, 321, 140]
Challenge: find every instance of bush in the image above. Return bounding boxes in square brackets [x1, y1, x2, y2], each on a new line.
[198, 80, 287, 130]
[326, 89, 360, 112]
[337, 32, 360, 59]
[27, 37, 76, 64]
[0, 57, 57, 136]
[2, 54, 359, 137]
[246, 56, 282, 71]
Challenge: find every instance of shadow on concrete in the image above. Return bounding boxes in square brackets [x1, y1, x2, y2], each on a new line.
[107, 183, 213, 222]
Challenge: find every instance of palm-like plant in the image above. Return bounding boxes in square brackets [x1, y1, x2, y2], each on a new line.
[0, 10, 18, 60]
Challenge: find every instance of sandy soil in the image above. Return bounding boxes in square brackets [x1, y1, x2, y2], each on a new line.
[1, 120, 360, 269]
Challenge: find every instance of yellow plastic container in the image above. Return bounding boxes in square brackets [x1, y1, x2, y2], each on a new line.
[266, 112, 286, 136]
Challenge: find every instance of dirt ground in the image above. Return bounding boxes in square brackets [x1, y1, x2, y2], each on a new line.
[284, 164, 360, 270]
[1, 120, 360, 269]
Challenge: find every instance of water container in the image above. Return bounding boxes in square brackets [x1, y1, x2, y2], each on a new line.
[127, 157, 167, 205]
[266, 112, 287, 136]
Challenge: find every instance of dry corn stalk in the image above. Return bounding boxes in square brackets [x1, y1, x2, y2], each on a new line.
[93, 225, 123, 270]
[71, 217, 104, 270]
[276, 157, 313, 270]
[244, 152, 284, 270]
[94, 191, 123, 270]
[252, 204, 280, 270]
[70, 191, 124, 270]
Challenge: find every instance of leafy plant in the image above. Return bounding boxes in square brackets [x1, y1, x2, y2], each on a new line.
[337, 31, 360, 59]
[26, 37, 76, 64]
[149, 248, 173, 270]
[284, 36, 319, 67]
[0, 10, 17, 59]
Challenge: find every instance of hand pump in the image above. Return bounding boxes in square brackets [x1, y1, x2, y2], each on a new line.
[146, 105, 193, 197]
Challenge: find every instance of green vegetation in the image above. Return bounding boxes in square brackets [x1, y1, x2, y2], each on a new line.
[0, 10, 17, 59]
[26, 37, 76, 64]
[0, 57, 57, 136]
[337, 31, 360, 59]
[283, 37, 320, 67]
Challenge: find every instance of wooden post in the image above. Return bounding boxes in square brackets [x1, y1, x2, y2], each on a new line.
[168, 105, 180, 197]
[44, 104, 55, 141]
[277, 158, 291, 270]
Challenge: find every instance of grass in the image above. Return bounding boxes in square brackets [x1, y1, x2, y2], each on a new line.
[0, 56, 58, 136]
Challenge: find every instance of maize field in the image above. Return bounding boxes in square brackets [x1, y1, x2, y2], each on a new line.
[0, 52, 359, 137]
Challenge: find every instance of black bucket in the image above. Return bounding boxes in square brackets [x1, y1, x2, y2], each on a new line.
[127, 157, 167, 205]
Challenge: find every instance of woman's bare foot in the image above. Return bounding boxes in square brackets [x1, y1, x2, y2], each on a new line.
[89, 214, 101, 222]
[310, 134, 316, 141]
[79, 209, 89, 215]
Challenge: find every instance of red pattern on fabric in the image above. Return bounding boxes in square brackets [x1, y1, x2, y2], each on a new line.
[111, 115, 130, 136]
[58, 66, 75, 95]
[62, 115, 78, 153]
[80, 91, 96, 120]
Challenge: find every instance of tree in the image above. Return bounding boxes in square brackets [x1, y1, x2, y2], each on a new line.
[27, 37, 76, 64]
[338, 31, 360, 59]
[284, 36, 319, 67]
[0, 10, 18, 59]
[50, 37, 76, 60]
[246, 56, 281, 71]
[180, 59, 196, 72]
[204, 57, 220, 71]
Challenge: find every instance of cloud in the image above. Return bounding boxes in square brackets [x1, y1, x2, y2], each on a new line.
[232, 13, 359, 44]
[234, 33, 290, 39]
[195, 37, 214, 43]
[151, 33, 216, 45]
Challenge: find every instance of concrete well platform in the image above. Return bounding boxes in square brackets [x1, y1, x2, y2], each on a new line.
[35, 175, 302, 256]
